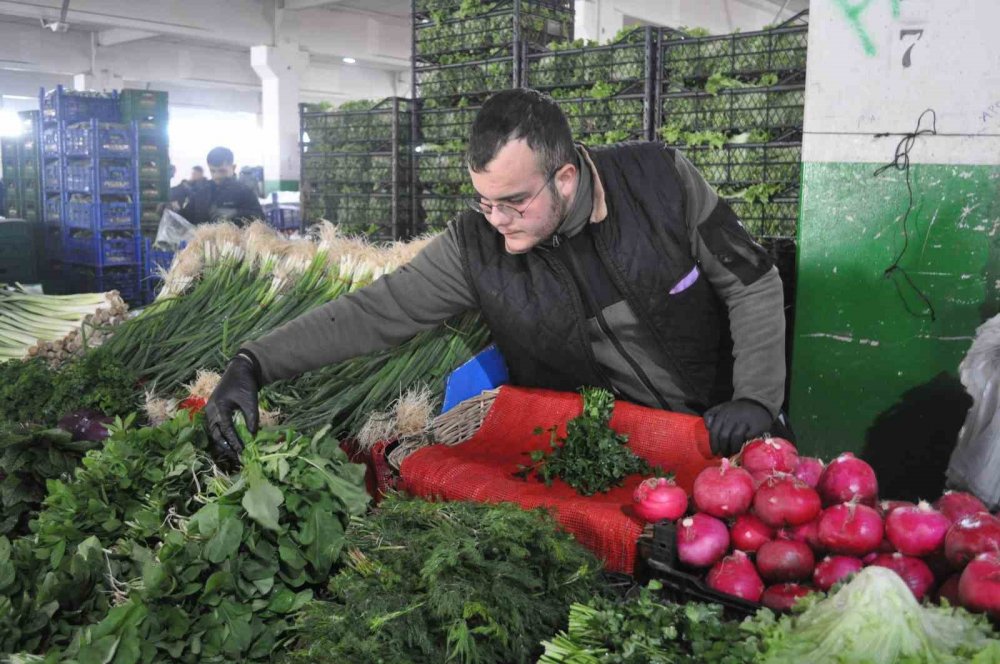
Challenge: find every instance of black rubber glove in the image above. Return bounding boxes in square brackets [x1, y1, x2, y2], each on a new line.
[703, 398, 773, 457]
[204, 352, 260, 467]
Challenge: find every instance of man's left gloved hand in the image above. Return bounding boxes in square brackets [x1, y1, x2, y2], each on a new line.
[703, 399, 773, 457]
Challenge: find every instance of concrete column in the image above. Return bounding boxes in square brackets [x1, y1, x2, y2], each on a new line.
[251, 43, 307, 193]
[73, 70, 123, 93]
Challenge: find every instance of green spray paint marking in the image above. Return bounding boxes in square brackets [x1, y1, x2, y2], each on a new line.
[891, 0, 900, 18]
[833, 0, 877, 56]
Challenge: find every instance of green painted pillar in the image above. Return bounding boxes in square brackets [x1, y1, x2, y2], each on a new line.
[790, 0, 1000, 500]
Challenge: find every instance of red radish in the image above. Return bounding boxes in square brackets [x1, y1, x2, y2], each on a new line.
[936, 573, 962, 606]
[753, 475, 822, 528]
[750, 470, 773, 489]
[958, 552, 1000, 618]
[793, 457, 825, 488]
[924, 550, 954, 582]
[784, 519, 823, 553]
[817, 453, 878, 507]
[813, 555, 864, 591]
[740, 436, 798, 475]
[885, 501, 950, 556]
[862, 551, 879, 565]
[677, 514, 730, 568]
[944, 513, 1000, 569]
[756, 539, 815, 583]
[761, 583, 813, 611]
[868, 552, 935, 600]
[935, 491, 989, 524]
[731, 513, 774, 553]
[879, 500, 916, 517]
[707, 550, 764, 602]
[877, 538, 896, 553]
[632, 477, 688, 523]
[817, 502, 884, 556]
[692, 459, 755, 518]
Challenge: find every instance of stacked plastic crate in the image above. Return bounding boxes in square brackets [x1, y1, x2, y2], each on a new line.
[39, 86, 144, 305]
[522, 27, 660, 146]
[656, 11, 808, 242]
[299, 98, 412, 241]
[120, 90, 170, 239]
[0, 112, 42, 283]
[412, 0, 574, 232]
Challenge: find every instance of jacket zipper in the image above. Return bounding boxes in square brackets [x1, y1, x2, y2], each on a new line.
[537, 244, 616, 394]
[556, 236, 670, 410]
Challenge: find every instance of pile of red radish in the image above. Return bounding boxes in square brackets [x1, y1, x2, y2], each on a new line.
[633, 435, 1000, 617]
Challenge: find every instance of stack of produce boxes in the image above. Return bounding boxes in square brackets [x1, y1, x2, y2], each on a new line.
[656, 11, 808, 401]
[39, 85, 143, 306]
[0, 112, 43, 282]
[412, 0, 574, 232]
[656, 13, 807, 240]
[299, 98, 412, 241]
[120, 89, 169, 239]
[522, 26, 662, 146]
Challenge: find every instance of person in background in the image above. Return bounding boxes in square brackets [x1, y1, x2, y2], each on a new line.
[180, 147, 264, 226]
[168, 165, 208, 211]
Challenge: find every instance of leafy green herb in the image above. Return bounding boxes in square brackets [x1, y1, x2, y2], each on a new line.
[282, 496, 603, 664]
[539, 580, 761, 663]
[0, 413, 369, 661]
[517, 388, 651, 496]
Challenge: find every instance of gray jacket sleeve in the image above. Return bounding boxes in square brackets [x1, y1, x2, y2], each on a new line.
[242, 223, 477, 384]
[672, 149, 787, 418]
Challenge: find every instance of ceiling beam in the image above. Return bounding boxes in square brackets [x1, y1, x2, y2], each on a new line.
[97, 27, 157, 47]
[283, 0, 347, 9]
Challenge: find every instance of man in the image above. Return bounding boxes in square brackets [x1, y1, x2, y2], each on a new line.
[168, 165, 207, 211]
[206, 89, 787, 465]
[181, 147, 264, 226]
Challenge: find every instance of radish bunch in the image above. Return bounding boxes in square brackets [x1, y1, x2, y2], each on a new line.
[653, 435, 1000, 616]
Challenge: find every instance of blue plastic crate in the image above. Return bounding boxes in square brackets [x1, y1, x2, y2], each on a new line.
[41, 128, 61, 156]
[62, 121, 133, 158]
[43, 161, 63, 193]
[63, 199, 137, 231]
[441, 344, 509, 414]
[62, 161, 136, 195]
[44, 196, 62, 224]
[63, 231, 142, 266]
[269, 206, 302, 232]
[40, 86, 120, 124]
[67, 264, 142, 304]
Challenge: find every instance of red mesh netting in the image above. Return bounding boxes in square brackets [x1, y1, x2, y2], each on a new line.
[400, 386, 719, 574]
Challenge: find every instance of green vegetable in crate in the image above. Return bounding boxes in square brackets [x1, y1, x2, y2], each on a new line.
[539, 580, 761, 663]
[281, 496, 603, 664]
[517, 388, 652, 496]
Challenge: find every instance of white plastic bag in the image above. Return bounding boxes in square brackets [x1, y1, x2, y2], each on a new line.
[947, 314, 1000, 509]
[154, 209, 195, 249]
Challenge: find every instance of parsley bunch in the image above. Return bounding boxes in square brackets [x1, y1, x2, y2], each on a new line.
[519, 388, 651, 496]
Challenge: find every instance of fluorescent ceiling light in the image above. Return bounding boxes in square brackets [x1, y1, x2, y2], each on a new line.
[342, 57, 356, 64]
[0, 110, 22, 137]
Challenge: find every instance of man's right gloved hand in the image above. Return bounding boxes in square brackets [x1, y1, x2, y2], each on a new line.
[204, 352, 260, 467]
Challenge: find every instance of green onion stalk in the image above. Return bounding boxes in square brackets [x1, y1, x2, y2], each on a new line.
[0, 286, 128, 363]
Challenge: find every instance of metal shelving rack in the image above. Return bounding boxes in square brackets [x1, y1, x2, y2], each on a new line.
[299, 97, 412, 241]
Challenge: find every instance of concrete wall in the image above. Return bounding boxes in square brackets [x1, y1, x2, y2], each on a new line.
[790, 0, 1000, 500]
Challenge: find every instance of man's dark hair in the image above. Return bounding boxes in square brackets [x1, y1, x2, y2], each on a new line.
[207, 147, 235, 167]
[467, 89, 576, 178]
[192, 165, 204, 174]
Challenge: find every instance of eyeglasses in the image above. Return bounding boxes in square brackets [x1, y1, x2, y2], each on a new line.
[466, 169, 558, 219]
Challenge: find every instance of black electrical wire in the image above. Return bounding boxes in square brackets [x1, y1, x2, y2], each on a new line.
[872, 108, 938, 322]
